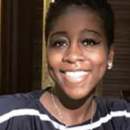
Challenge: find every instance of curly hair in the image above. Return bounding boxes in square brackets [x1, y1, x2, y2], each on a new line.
[45, 0, 115, 48]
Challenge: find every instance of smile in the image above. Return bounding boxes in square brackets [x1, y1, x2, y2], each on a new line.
[66, 71, 88, 77]
[63, 71, 90, 83]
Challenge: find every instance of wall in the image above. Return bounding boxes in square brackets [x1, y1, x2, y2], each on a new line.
[1, 0, 130, 97]
[103, 0, 130, 98]
[0, 0, 43, 94]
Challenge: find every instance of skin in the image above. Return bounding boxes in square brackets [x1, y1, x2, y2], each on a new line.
[40, 8, 114, 126]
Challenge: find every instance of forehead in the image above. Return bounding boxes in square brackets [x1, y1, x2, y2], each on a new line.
[50, 8, 104, 36]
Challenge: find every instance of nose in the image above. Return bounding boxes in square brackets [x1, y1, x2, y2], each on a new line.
[63, 43, 85, 63]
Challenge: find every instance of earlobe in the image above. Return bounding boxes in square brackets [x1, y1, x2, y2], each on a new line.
[108, 62, 113, 70]
[107, 45, 114, 70]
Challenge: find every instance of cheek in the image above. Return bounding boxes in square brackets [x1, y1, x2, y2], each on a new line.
[47, 51, 63, 70]
[86, 49, 108, 73]
[86, 50, 108, 82]
[93, 51, 108, 66]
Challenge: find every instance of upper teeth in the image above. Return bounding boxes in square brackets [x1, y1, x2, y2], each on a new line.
[66, 71, 88, 77]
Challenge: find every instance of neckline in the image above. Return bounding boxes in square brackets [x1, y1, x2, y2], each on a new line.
[36, 87, 65, 125]
[36, 87, 98, 128]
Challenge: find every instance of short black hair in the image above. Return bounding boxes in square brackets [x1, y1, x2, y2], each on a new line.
[45, 0, 115, 47]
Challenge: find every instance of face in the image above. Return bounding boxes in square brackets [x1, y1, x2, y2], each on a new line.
[47, 8, 114, 99]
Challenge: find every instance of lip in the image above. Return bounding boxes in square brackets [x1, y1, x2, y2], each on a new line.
[60, 68, 91, 73]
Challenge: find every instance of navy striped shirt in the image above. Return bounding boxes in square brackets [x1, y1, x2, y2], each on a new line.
[0, 87, 130, 130]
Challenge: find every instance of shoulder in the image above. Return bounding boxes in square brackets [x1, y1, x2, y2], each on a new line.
[96, 97, 130, 111]
[0, 89, 49, 129]
[0, 92, 32, 115]
[96, 97, 130, 122]
[95, 97, 130, 129]
[96, 97, 130, 109]
[0, 89, 46, 116]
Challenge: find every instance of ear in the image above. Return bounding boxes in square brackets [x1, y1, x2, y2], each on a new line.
[108, 45, 114, 70]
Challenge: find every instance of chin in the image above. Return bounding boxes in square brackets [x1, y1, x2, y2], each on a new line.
[63, 86, 95, 100]
[68, 94, 88, 100]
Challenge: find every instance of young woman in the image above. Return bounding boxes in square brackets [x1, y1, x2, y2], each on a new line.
[0, 0, 130, 130]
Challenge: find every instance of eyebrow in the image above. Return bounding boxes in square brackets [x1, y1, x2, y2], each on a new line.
[50, 31, 67, 39]
[50, 29, 101, 39]
[81, 29, 101, 37]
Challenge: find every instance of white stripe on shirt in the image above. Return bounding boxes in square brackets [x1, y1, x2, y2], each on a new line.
[0, 109, 130, 130]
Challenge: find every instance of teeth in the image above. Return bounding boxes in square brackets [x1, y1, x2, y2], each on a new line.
[64, 71, 89, 83]
[66, 71, 87, 77]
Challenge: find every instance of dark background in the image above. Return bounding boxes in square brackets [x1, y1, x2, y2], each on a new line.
[0, 0, 130, 98]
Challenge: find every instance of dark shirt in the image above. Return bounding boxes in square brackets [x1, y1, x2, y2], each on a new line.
[0, 87, 130, 130]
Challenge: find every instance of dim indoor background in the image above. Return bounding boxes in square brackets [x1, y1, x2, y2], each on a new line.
[0, 0, 130, 99]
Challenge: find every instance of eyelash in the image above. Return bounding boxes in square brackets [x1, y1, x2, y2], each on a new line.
[82, 38, 100, 46]
[50, 40, 67, 48]
[50, 38, 100, 48]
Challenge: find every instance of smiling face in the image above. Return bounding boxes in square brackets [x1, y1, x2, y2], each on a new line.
[47, 8, 113, 99]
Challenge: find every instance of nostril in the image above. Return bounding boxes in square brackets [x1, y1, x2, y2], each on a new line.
[60, 70, 65, 73]
[63, 53, 85, 63]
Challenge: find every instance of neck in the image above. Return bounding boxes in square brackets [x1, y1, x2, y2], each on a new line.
[52, 86, 96, 126]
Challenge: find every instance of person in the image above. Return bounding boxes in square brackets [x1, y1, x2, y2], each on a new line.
[0, 0, 130, 129]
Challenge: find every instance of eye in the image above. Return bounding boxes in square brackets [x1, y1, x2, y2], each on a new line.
[82, 38, 100, 47]
[50, 40, 68, 48]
